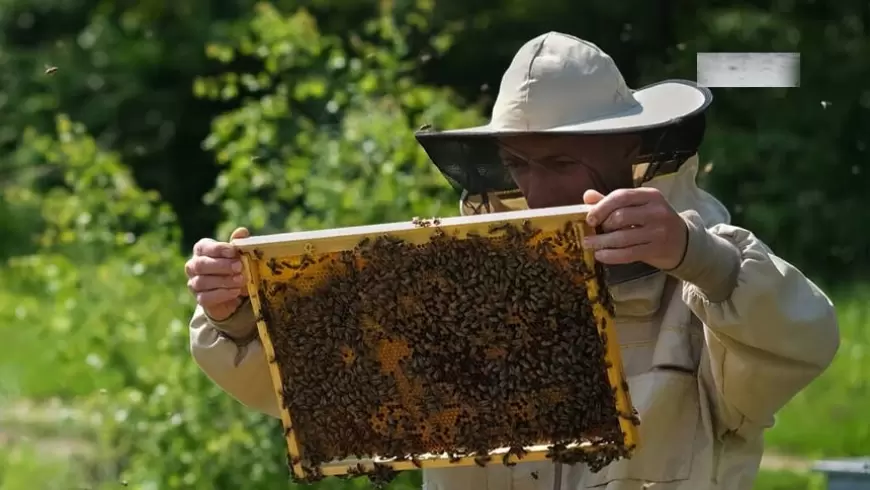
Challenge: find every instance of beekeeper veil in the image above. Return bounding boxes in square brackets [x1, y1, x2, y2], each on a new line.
[414, 32, 729, 291]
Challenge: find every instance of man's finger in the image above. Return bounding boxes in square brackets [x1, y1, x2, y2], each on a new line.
[229, 227, 250, 241]
[188, 274, 245, 293]
[598, 205, 651, 232]
[593, 243, 655, 265]
[586, 188, 654, 227]
[583, 227, 651, 251]
[197, 289, 242, 308]
[187, 256, 242, 276]
[583, 189, 606, 205]
[193, 238, 238, 259]
[192, 238, 214, 256]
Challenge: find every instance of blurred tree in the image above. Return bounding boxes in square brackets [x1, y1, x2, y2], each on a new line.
[1, 2, 867, 489]
[2, 2, 479, 489]
[196, 2, 482, 239]
[0, 0, 254, 249]
[418, 0, 870, 282]
[1, 0, 867, 277]
[662, 2, 870, 283]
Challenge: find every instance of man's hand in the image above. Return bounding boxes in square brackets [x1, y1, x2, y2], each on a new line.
[185, 227, 250, 321]
[581, 188, 688, 270]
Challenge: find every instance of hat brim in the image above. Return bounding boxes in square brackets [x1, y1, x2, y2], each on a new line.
[425, 79, 712, 137]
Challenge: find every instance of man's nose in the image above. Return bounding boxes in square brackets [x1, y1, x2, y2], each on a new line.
[524, 172, 586, 208]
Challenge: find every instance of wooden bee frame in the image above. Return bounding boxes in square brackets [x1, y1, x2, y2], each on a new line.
[233, 204, 639, 483]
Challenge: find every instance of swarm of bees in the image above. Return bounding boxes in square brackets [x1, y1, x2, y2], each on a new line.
[411, 216, 441, 228]
[253, 219, 635, 485]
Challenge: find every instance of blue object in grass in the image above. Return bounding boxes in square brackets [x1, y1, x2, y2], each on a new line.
[813, 458, 870, 490]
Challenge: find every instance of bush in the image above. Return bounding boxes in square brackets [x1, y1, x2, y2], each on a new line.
[195, 2, 483, 238]
[1, 3, 479, 489]
[0, 443, 88, 490]
[1, 114, 312, 489]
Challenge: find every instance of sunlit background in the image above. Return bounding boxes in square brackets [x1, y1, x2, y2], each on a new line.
[0, 1, 868, 489]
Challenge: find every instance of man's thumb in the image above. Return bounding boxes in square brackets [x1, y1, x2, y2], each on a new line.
[583, 189, 606, 205]
[229, 227, 250, 241]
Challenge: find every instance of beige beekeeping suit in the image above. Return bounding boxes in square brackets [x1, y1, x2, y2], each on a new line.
[188, 32, 840, 490]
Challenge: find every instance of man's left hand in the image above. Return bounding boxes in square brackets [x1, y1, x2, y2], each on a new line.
[581, 188, 688, 270]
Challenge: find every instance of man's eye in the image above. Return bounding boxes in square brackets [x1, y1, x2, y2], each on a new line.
[547, 157, 575, 167]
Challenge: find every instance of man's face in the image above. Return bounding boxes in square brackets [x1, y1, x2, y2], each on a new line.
[498, 134, 642, 209]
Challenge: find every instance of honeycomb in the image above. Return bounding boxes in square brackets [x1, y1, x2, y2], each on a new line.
[236, 206, 638, 485]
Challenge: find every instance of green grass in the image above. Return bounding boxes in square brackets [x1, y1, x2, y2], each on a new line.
[0, 291, 110, 402]
[753, 470, 826, 490]
[0, 264, 867, 488]
[0, 443, 88, 490]
[0, 289, 63, 400]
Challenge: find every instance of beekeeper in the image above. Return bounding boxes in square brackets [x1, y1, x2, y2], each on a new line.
[185, 32, 839, 490]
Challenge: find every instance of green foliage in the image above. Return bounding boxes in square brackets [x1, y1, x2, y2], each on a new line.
[5, 114, 262, 484]
[0, 188, 42, 260]
[657, 2, 870, 283]
[11, 116, 178, 258]
[0, 443, 88, 490]
[764, 286, 870, 458]
[3, 0, 868, 275]
[423, 0, 870, 281]
[0, 0, 258, 245]
[1, 1, 868, 489]
[752, 470, 824, 490]
[1, 3, 475, 489]
[1, 115, 304, 489]
[195, 2, 483, 239]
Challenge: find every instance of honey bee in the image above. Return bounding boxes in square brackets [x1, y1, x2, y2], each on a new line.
[487, 222, 512, 235]
[412, 216, 432, 228]
[502, 445, 528, 467]
[474, 453, 491, 467]
[258, 220, 630, 483]
[266, 257, 282, 275]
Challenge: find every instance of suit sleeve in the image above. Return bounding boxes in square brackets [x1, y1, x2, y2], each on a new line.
[667, 210, 840, 437]
[189, 300, 281, 418]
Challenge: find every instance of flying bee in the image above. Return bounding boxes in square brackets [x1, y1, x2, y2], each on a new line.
[44, 64, 58, 75]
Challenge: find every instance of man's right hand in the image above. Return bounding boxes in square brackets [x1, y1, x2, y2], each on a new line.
[185, 227, 251, 321]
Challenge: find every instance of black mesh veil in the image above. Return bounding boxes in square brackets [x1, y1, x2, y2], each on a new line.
[413, 131, 520, 196]
[413, 113, 708, 285]
[415, 113, 707, 198]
